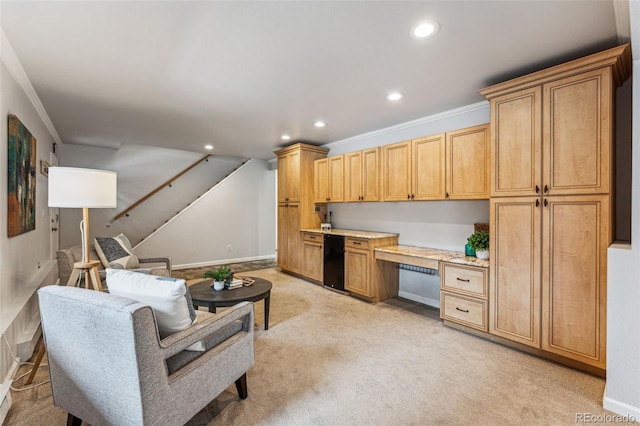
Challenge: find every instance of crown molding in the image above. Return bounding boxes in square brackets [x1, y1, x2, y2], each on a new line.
[322, 101, 489, 150]
[0, 27, 62, 145]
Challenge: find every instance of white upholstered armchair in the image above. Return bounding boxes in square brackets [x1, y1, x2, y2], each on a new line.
[37, 285, 255, 425]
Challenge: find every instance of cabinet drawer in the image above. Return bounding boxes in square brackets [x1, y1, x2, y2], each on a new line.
[440, 263, 487, 298]
[303, 232, 323, 243]
[440, 292, 487, 331]
[346, 238, 369, 249]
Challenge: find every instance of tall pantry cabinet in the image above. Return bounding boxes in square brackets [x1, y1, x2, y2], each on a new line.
[275, 144, 329, 274]
[480, 44, 631, 370]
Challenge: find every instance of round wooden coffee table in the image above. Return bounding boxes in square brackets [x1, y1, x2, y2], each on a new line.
[189, 277, 272, 330]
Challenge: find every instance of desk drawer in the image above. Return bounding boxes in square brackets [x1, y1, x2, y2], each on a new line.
[303, 232, 323, 243]
[441, 263, 487, 298]
[440, 292, 487, 331]
[346, 238, 369, 249]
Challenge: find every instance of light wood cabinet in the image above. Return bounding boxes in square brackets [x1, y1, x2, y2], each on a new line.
[446, 124, 489, 199]
[541, 195, 609, 366]
[314, 155, 344, 203]
[481, 44, 630, 370]
[345, 148, 381, 202]
[278, 203, 301, 273]
[343, 236, 399, 302]
[383, 128, 487, 201]
[275, 143, 329, 275]
[440, 262, 489, 332]
[383, 135, 445, 201]
[489, 198, 541, 348]
[302, 232, 323, 282]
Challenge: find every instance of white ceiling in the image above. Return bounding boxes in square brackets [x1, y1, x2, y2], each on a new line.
[0, 1, 626, 160]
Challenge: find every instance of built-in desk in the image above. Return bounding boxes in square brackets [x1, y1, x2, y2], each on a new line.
[374, 245, 489, 269]
[375, 245, 490, 331]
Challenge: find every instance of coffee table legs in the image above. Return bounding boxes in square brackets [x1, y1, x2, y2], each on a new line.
[264, 293, 270, 330]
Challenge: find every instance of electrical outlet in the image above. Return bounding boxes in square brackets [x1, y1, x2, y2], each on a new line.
[227, 244, 232, 252]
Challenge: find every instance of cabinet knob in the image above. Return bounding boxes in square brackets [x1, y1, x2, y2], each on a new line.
[535, 185, 540, 194]
[445, 192, 450, 199]
[411, 194, 415, 200]
[407, 194, 411, 200]
[544, 185, 549, 193]
[544, 199, 548, 207]
[536, 199, 540, 207]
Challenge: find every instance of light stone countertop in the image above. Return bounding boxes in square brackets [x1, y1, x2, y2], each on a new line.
[300, 228, 399, 239]
[375, 245, 490, 268]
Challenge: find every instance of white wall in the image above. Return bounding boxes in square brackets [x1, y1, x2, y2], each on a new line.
[134, 159, 276, 268]
[324, 102, 490, 306]
[57, 143, 243, 247]
[604, 2, 640, 418]
[0, 39, 58, 420]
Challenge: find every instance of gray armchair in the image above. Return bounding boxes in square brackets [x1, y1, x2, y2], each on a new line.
[57, 244, 172, 288]
[38, 285, 255, 425]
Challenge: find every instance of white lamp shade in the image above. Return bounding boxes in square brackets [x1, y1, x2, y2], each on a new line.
[48, 167, 117, 208]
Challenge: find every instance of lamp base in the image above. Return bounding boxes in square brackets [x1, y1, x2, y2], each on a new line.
[67, 260, 103, 291]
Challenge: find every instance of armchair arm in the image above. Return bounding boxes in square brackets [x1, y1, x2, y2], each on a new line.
[138, 257, 172, 274]
[160, 301, 253, 358]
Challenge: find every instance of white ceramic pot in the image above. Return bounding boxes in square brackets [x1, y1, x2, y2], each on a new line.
[475, 249, 489, 260]
[213, 280, 225, 291]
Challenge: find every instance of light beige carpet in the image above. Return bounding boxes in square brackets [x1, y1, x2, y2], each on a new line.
[6, 268, 615, 425]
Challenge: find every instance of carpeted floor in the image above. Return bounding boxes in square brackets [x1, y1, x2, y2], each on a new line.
[5, 267, 615, 425]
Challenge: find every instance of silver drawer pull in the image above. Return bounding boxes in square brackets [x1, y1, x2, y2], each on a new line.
[456, 277, 470, 282]
[456, 307, 469, 313]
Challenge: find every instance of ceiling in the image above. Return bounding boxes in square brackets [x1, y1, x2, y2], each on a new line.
[0, 1, 627, 160]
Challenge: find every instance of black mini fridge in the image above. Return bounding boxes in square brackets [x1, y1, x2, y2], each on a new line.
[323, 234, 345, 290]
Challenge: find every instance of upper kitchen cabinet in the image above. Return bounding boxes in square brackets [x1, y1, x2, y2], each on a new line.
[277, 148, 301, 203]
[314, 155, 344, 203]
[345, 148, 381, 202]
[481, 44, 630, 198]
[446, 124, 489, 199]
[383, 134, 445, 201]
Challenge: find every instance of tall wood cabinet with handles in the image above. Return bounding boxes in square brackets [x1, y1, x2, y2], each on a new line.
[481, 44, 631, 370]
[275, 144, 329, 274]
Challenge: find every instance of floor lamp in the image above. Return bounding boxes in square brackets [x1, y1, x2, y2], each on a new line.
[48, 167, 117, 291]
[25, 167, 118, 386]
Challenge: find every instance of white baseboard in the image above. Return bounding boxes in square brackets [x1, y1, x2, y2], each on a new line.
[0, 388, 12, 425]
[0, 361, 19, 425]
[603, 394, 640, 422]
[398, 291, 440, 309]
[173, 254, 276, 270]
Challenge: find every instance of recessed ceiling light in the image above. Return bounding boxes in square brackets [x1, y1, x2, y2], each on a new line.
[204, 144, 213, 150]
[314, 121, 326, 128]
[410, 20, 439, 40]
[281, 134, 291, 140]
[386, 92, 404, 101]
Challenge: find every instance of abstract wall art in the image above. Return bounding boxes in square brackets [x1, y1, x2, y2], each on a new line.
[8, 114, 37, 237]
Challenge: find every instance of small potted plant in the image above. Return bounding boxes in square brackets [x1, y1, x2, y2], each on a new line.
[467, 231, 490, 260]
[203, 265, 232, 291]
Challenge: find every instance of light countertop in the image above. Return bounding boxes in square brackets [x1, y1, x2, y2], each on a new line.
[300, 228, 399, 239]
[375, 245, 489, 268]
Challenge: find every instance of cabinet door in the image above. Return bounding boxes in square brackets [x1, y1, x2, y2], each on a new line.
[541, 195, 609, 368]
[447, 125, 489, 199]
[302, 241, 323, 282]
[345, 248, 370, 297]
[328, 155, 345, 202]
[543, 69, 612, 195]
[277, 156, 288, 203]
[314, 158, 329, 204]
[285, 151, 300, 202]
[345, 151, 362, 202]
[489, 197, 541, 348]
[286, 203, 301, 273]
[490, 87, 542, 197]
[412, 134, 446, 200]
[361, 148, 380, 202]
[383, 141, 412, 201]
[277, 204, 288, 268]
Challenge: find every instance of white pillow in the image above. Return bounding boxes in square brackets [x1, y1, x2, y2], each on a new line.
[106, 269, 204, 351]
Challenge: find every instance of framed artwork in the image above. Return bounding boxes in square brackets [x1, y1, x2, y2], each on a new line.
[8, 114, 37, 237]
